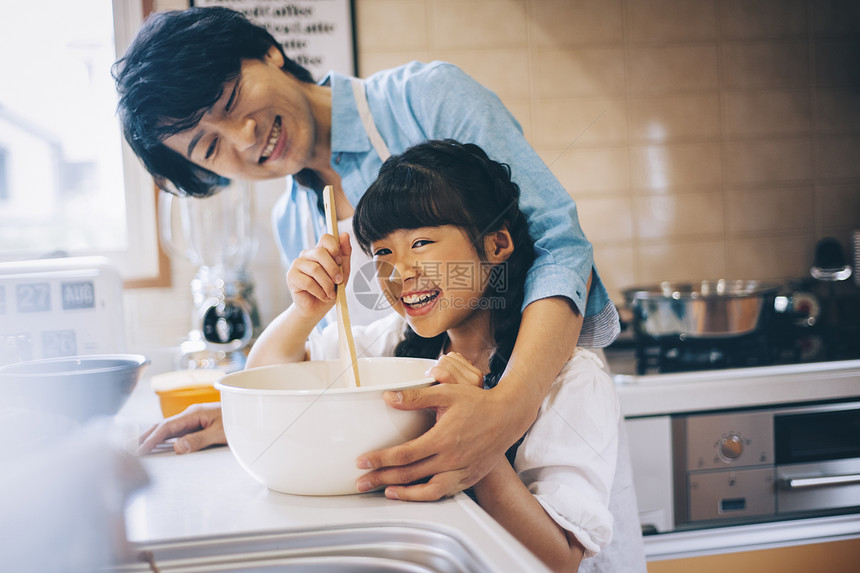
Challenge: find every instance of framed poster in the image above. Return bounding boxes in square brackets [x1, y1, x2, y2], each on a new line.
[191, 0, 357, 80]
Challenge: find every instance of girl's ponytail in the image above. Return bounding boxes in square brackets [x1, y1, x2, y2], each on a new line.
[484, 204, 533, 389]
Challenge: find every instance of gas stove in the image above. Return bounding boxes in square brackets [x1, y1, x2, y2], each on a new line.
[616, 279, 860, 376]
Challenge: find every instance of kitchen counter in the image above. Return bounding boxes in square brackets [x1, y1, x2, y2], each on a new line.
[114, 378, 550, 572]
[116, 357, 860, 568]
[606, 352, 860, 418]
[126, 447, 858, 565]
[640, 513, 860, 561]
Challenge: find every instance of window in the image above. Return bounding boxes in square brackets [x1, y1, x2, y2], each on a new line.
[0, 0, 161, 283]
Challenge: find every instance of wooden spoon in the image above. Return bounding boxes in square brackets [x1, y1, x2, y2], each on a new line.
[322, 185, 361, 388]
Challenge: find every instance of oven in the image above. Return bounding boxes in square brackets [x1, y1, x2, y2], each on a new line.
[673, 399, 860, 529]
[617, 361, 860, 535]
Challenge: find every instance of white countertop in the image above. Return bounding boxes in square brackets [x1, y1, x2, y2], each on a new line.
[612, 358, 860, 418]
[116, 359, 860, 567]
[116, 378, 550, 572]
[641, 513, 860, 560]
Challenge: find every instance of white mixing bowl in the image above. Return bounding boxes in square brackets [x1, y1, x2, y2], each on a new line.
[215, 357, 437, 496]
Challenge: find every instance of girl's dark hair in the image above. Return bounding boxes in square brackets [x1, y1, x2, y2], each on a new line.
[353, 140, 535, 389]
[112, 7, 315, 198]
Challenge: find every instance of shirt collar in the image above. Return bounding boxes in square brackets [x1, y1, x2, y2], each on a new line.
[324, 71, 372, 155]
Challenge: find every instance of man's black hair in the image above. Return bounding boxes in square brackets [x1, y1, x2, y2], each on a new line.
[112, 7, 314, 197]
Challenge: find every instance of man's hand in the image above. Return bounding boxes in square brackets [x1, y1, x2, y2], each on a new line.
[355, 381, 524, 501]
[138, 402, 226, 455]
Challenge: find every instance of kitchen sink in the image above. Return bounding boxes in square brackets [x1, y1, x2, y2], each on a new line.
[112, 523, 495, 572]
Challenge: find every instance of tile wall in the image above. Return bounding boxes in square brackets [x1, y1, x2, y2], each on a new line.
[355, 0, 860, 303]
[128, 0, 860, 366]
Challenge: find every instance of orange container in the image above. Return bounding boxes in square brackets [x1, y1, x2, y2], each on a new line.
[151, 369, 224, 418]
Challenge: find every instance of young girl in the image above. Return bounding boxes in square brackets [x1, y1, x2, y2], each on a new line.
[248, 140, 645, 572]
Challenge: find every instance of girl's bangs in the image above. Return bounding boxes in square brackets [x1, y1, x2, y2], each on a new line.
[354, 166, 473, 251]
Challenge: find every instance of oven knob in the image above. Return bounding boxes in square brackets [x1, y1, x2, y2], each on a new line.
[719, 435, 744, 461]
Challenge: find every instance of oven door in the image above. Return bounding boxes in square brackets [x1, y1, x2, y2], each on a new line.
[775, 402, 860, 515]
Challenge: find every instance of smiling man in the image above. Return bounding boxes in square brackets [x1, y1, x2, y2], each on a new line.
[161, 49, 332, 190]
[114, 6, 620, 502]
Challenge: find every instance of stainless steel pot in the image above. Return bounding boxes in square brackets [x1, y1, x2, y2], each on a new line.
[623, 280, 782, 339]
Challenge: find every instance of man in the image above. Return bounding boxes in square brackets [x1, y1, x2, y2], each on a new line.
[115, 6, 619, 501]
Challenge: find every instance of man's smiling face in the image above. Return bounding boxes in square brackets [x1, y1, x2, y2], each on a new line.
[162, 47, 319, 181]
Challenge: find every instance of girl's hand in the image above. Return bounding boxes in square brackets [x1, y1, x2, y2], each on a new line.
[286, 231, 351, 321]
[426, 352, 484, 389]
[248, 232, 350, 368]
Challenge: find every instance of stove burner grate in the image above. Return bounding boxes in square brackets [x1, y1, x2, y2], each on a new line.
[635, 332, 773, 375]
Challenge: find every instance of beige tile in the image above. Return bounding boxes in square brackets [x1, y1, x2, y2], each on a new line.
[436, 50, 531, 99]
[813, 0, 860, 36]
[153, 0, 186, 10]
[722, 90, 812, 137]
[725, 139, 813, 184]
[576, 196, 635, 244]
[815, 89, 860, 134]
[628, 45, 720, 94]
[633, 192, 725, 239]
[530, 0, 623, 46]
[356, 1, 429, 51]
[433, 0, 527, 49]
[727, 235, 815, 280]
[545, 146, 630, 194]
[628, 94, 721, 142]
[726, 187, 814, 235]
[721, 41, 809, 88]
[592, 245, 637, 302]
[815, 40, 860, 87]
[629, 143, 723, 190]
[635, 240, 728, 283]
[358, 52, 431, 76]
[815, 137, 860, 180]
[719, 0, 807, 39]
[533, 98, 628, 147]
[626, 0, 717, 43]
[816, 184, 860, 229]
[533, 48, 626, 98]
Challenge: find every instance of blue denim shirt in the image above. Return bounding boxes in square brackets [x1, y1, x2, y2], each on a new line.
[273, 61, 619, 347]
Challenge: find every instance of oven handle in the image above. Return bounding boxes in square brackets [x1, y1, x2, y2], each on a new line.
[780, 474, 860, 489]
